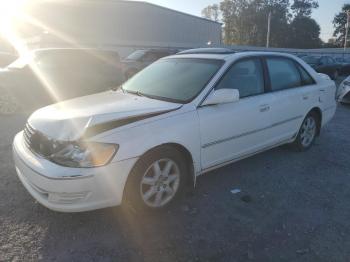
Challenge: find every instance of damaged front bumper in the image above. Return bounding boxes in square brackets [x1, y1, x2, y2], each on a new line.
[13, 132, 137, 212]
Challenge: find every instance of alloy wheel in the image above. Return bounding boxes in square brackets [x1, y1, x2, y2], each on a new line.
[300, 116, 317, 148]
[140, 159, 180, 208]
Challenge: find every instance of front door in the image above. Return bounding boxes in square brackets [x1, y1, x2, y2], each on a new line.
[198, 57, 274, 170]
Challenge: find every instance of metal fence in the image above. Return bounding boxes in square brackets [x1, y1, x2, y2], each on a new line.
[220, 45, 350, 59]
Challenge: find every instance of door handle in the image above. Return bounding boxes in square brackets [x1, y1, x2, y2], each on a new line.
[303, 95, 309, 100]
[259, 104, 270, 112]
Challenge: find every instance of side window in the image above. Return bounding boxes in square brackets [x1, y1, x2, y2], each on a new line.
[216, 58, 264, 98]
[298, 64, 315, 86]
[266, 58, 301, 91]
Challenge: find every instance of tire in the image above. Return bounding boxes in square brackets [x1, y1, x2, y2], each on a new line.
[292, 112, 319, 152]
[123, 146, 188, 212]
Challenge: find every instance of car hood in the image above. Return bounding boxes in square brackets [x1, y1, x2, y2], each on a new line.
[28, 90, 181, 141]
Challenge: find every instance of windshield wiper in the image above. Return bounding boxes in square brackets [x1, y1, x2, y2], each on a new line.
[122, 89, 184, 104]
[124, 89, 146, 97]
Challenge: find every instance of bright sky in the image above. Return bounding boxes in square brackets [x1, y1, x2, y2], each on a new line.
[144, 0, 349, 42]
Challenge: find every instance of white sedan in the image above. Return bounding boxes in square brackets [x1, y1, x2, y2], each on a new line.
[13, 49, 337, 212]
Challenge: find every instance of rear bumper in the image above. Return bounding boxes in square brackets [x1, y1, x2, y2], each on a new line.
[13, 132, 137, 212]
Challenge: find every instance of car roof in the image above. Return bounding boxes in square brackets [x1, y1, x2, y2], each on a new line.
[177, 48, 236, 55]
[167, 50, 301, 61]
[131, 48, 178, 53]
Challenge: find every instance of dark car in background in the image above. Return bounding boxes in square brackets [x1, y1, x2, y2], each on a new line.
[0, 48, 123, 113]
[302, 55, 341, 80]
[121, 48, 178, 79]
[335, 57, 350, 76]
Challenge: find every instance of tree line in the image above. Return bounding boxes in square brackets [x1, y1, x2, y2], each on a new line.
[202, 0, 350, 49]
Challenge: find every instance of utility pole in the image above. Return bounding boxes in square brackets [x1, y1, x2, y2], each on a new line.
[344, 10, 350, 51]
[266, 11, 272, 48]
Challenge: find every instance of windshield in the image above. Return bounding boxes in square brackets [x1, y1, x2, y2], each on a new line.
[125, 50, 147, 61]
[122, 58, 224, 103]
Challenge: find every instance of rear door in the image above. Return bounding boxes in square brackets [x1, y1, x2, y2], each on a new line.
[262, 56, 320, 142]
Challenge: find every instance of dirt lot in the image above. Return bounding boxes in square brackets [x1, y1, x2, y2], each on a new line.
[0, 103, 350, 262]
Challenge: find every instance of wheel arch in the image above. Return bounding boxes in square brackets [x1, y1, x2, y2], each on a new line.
[130, 143, 196, 189]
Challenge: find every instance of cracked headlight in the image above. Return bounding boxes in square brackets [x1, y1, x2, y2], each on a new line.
[50, 142, 118, 168]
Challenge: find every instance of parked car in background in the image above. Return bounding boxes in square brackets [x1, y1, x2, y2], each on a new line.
[13, 49, 336, 213]
[337, 76, 350, 104]
[296, 54, 308, 59]
[0, 48, 123, 113]
[302, 56, 341, 80]
[335, 57, 350, 76]
[122, 48, 178, 79]
[0, 52, 18, 68]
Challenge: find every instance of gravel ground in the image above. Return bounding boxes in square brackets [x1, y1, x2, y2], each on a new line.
[1, 103, 350, 262]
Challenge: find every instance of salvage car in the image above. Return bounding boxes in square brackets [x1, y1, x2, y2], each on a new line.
[337, 76, 350, 104]
[122, 48, 178, 79]
[302, 55, 341, 80]
[0, 48, 123, 113]
[13, 48, 337, 212]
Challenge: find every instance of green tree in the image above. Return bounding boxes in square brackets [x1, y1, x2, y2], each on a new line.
[201, 4, 220, 22]
[288, 16, 322, 48]
[332, 4, 350, 47]
[205, 0, 321, 48]
[219, 0, 249, 45]
[287, 0, 321, 48]
[219, 0, 290, 46]
[291, 0, 319, 17]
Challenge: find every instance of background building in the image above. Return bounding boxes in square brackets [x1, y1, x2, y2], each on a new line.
[20, 0, 222, 56]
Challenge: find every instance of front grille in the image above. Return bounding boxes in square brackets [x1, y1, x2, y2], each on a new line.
[23, 123, 56, 157]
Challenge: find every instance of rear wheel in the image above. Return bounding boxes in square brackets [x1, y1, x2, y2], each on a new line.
[292, 112, 318, 151]
[123, 147, 188, 212]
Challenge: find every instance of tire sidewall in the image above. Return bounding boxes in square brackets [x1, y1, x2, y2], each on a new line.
[123, 147, 188, 212]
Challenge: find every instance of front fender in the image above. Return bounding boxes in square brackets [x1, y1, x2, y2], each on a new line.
[93, 110, 202, 174]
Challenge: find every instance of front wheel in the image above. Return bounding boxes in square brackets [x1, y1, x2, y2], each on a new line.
[292, 112, 318, 151]
[123, 147, 188, 212]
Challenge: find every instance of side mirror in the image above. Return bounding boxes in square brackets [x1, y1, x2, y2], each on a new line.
[202, 89, 240, 106]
